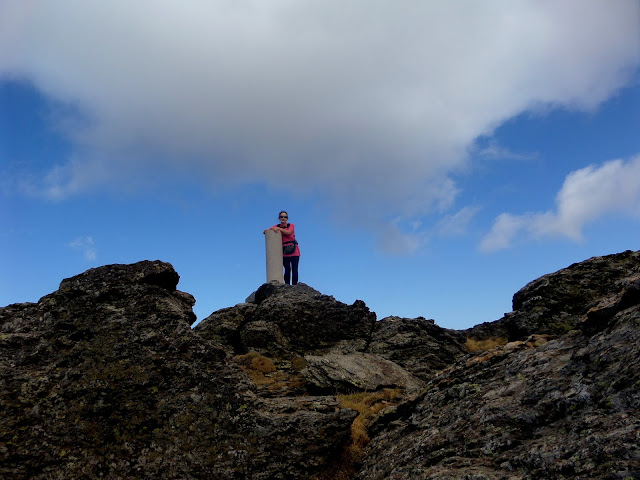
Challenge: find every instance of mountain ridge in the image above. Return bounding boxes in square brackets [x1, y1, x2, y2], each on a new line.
[1, 250, 639, 479]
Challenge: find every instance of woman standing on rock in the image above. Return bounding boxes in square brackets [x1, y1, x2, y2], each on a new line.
[263, 210, 301, 285]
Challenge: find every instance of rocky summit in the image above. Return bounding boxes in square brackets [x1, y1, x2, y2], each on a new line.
[1, 251, 639, 479]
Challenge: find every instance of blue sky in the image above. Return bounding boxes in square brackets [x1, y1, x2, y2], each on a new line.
[1, 1, 639, 330]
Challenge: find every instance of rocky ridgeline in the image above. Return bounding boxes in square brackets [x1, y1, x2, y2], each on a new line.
[1, 251, 639, 479]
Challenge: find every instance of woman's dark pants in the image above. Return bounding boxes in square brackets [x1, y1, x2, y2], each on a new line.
[283, 256, 299, 285]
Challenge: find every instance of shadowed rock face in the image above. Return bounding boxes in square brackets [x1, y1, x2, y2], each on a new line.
[468, 249, 640, 341]
[196, 283, 461, 396]
[0, 261, 356, 480]
[357, 309, 640, 479]
[197, 282, 378, 357]
[359, 251, 640, 480]
[368, 316, 467, 382]
[2, 251, 640, 479]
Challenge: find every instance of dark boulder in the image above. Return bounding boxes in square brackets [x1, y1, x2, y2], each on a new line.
[197, 283, 377, 358]
[367, 316, 467, 382]
[194, 303, 256, 355]
[467, 250, 640, 341]
[59, 259, 182, 296]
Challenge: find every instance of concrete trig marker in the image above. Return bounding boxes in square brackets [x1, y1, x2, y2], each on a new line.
[265, 229, 284, 284]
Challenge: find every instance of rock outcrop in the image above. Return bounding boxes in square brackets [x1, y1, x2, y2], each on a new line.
[358, 311, 640, 479]
[0, 261, 356, 479]
[1, 251, 639, 479]
[303, 352, 423, 394]
[468, 249, 640, 341]
[368, 316, 467, 382]
[360, 250, 640, 479]
[197, 282, 377, 358]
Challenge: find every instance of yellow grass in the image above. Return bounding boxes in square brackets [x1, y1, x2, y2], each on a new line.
[234, 351, 308, 392]
[234, 351, 277, 385]
[465, 336, 508, 352]
[308, 388, 405, 480]
[337, 388, 403, 455]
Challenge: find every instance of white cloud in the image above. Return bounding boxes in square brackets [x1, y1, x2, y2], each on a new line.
[1, 0, 639, 246]
[479, 213, 534, 252]
[436, 206, 481, 237]
[480, 155, 640, 252]
[68, 236, 97, 261]
[375, 221, 424, 256]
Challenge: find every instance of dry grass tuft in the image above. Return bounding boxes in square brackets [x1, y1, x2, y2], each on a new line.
[234, 351, 277, 385]
[233, 352, 308, 392]
[235, 351, 277, 373]
[465, 336, 508, 352]
[338, 388, 403, 455]
[311, 388, 404, 480]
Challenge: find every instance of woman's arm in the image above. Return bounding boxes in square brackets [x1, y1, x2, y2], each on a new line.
[277, 224, 294, 236]
[263, 224, 294, 235]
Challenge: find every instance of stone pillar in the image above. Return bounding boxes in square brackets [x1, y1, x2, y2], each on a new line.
[265, 229, 284, 284]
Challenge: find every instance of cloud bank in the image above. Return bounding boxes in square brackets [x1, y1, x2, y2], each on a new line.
[1, 0, 639, 243]
[480, 155, 640, 252]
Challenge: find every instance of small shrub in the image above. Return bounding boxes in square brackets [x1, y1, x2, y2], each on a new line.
[234, 352, 307, 391]
[234, 351, 277, 386]
[235, 351, 276, 374]
[465, 336, 508, 352]
[291, 355, 307, 371]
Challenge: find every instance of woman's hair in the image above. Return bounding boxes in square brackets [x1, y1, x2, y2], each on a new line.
[279, 210, 288, 217]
